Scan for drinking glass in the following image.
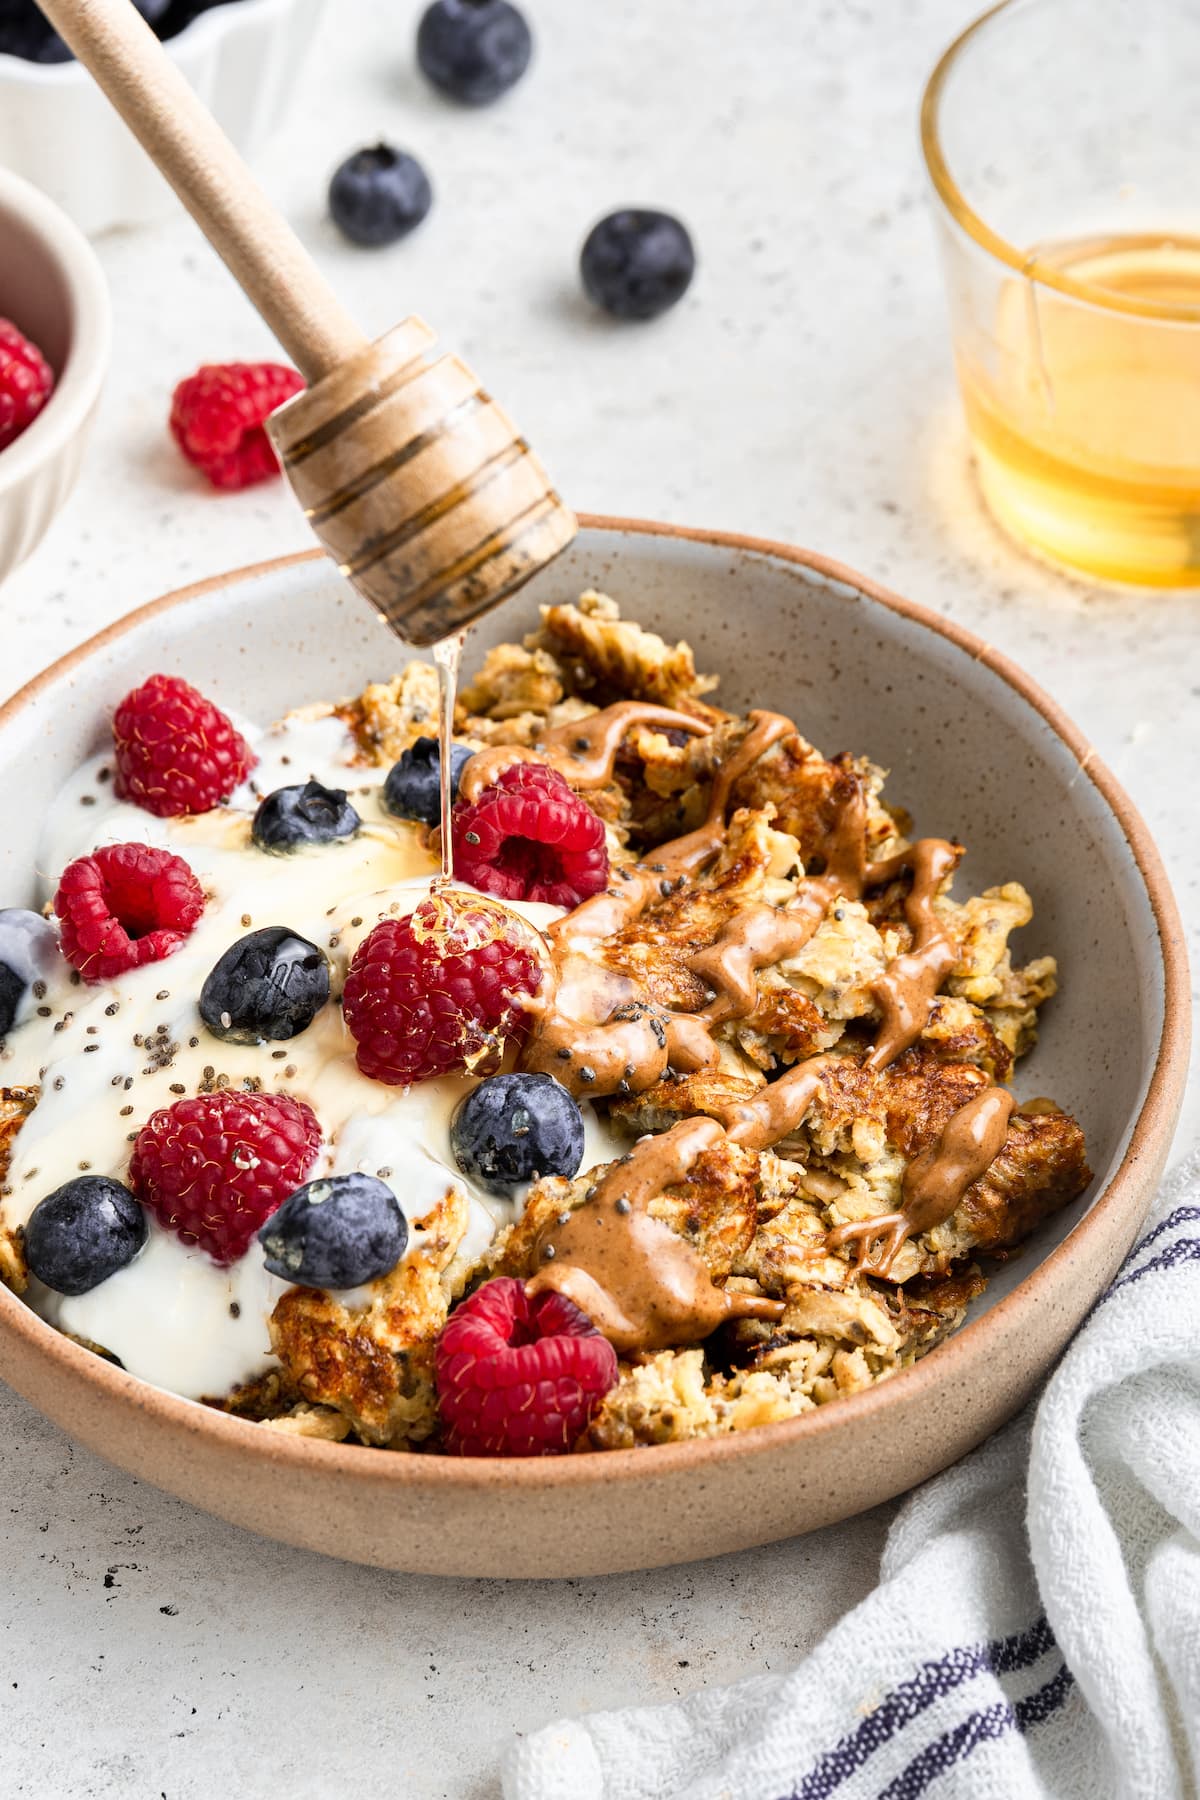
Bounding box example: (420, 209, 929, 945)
(921, 0, 1200, 586)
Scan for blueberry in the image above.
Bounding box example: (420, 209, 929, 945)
(259, 1173, 408, 1288)
(329, 143, 433, 248)
(0, 0, 168, 60)
(383, 735, 473, 828)
(252, 780, 361, 853)
(25, 1176, 146, 1296)
(200, 928, 330, 1044)
(0, 908, 60, 1037)
(451, 1072, 585, 1194)
(580, 210, 696, 321)
(416, 0, 531, 105)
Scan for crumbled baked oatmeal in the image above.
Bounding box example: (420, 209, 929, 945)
(0, 593, 1090, 1457)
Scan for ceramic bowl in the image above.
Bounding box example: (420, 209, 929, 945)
(0, 523, 1187, 1577)
(0, 0, 329, 236)
(0, 167, 110, 584)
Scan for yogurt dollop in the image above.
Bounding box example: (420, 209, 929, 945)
(2, 707, 621, 1401)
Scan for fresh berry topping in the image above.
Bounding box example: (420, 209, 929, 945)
(416, 0, 531, 104)
(451, 762, 608, 908)
(200, 927, 331, 1044)
(580, 210, 696, 321)
(252, 780, 360, 853)
(169, 361, 304, 490)
(383, 734, 473, 828)
(0, 909, 60, 1036)
(129, 1091, 321, 1265)
(0, 317, 54, 451)
(436, 1276, 617, 1456)
(259, 1173, 408, 1288)
(451, 1072, 585, 1194)
(54, 844, 204, 984)
(329, 143, 433, 247)
(112, 673, 256, 817)
(342, 892, 543, 1086)
(24, 1176, 147, 1296)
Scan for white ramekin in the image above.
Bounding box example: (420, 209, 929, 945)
(0, 167, 111, 584)
(0, 0, 329, 237)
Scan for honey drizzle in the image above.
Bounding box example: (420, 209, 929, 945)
(515, 703, 1013, 1341)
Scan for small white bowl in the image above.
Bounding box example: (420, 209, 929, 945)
(0, 168, 110, 584)
(0, 0, 329, 236)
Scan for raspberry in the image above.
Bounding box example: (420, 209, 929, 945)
(436, 1277, 618, 1456)
(129, 1090, 321, 1266)
(113, 673, 256, 817)
(0, 318, 54, 453)
(169, 361, 304, 490)
(451, 762, 609, 909)
(342, 892, 543, 1087)
(54, 843, 205, 984)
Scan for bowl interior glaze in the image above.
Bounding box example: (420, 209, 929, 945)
(0, 523, 1184, 1575)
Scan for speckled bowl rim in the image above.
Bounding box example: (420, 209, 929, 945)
(0, 518, 1189, 1498)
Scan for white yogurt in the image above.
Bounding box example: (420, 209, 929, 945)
(2, 708, 623, 1402)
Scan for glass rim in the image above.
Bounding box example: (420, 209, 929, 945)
(920, 0, 1200, 324)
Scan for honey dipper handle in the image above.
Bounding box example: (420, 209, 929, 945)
(36, 0, 366, 380)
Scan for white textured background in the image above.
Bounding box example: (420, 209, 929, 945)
(1, 2, 1196, 1795)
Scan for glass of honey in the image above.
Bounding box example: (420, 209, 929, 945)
(921, 0, 1200, 587)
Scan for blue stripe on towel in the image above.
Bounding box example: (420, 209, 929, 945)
(1100, 1234, 1200, 1305)
(875, 1663, 1074, 1800)
(778, 1617, 1056, 1800)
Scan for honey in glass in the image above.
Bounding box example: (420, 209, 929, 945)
(956, 232, 1200, 586)
(922, 0, 1200, 588)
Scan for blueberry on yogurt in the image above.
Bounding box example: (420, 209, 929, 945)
(200, 927, 331, 1044)
(24, 1176, 147, 1296)
(252, 780, 360, 853)
(383, 735, 473, 828)
(0, 908, 60, 1036)
(259, 1173, 408, 1288)
(451, 1072, 585, 1193)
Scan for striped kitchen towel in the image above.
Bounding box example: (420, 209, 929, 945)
(501, 1151, 1200, 1800)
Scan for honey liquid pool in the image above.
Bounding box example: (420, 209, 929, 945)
(955, 231, 1200, 586)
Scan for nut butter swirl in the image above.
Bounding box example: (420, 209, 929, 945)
(526, 1118, 786, 1352)
(826, 1086, 1016, 1276)
(458, 700, 712, 805)
(502, 700, 1016, 1341)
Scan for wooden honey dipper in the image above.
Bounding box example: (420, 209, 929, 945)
(37, 0, 577, 647)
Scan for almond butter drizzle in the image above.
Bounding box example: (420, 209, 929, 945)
(826, 1086, 1015, 1276)
(526, 1117, 787, 1350)
(507, 701, 1016, 1345)
(458, 700, 711, 806)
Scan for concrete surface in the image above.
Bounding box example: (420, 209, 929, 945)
(0, 1, 1195, 1795)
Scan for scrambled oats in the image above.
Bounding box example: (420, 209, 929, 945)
(0, 592, 1091, 1453)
